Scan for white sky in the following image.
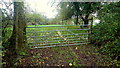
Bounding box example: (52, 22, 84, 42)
(93, 19, 100, 25)
(25, 0, 58, 18)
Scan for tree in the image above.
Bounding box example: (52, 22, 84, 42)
(57, 2, 75, 21)
(25, 12, 46, 25)
(57, 2, 101, 25)
(3, 1, 27, 67)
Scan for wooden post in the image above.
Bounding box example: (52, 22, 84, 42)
(89, 17, 93, 44)
(88, 17, 93, 44)
(90, 17, 93, 43)
(91, 17, 93, 34)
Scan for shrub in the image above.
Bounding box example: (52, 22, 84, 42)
(90, 2, 120, 63)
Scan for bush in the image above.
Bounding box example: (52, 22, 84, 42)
(91, 2, 120, 63)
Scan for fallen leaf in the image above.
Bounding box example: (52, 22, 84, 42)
(69, 63, 72, 66)
(75, 47, 78, 50)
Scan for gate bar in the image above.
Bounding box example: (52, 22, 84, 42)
(29, 42, 90, 49)
(26, 24, 90, 28)
(26, 29, 90, 33)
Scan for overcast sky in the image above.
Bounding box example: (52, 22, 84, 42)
(25, 0, 58, 18)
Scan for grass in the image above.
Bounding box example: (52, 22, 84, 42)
(26, 25, 89, 48)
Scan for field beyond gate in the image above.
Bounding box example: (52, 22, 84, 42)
(26, 25, 91, 48)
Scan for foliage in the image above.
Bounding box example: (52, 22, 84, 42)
(57, 2, 101, 25)
(1, 0, 13, 45)
(47, 18, 60, 24)
(91, 2, 120, 64)
(25, 12, 47, 25)
(47, 18, 74, 25)
(57, 2, 75, 20)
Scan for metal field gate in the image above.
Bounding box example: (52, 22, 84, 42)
(26, 25, 91, 48)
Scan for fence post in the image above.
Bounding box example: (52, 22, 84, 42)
(88, 17, 93, 44)
(90, 17, 93, 44)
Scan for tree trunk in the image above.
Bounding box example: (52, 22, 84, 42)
(14, 2, 26, 51)
(76, 15, 79, 25)
(3, 2, 26, 67)
(74, 15, 79, 25)
(84, 19, 89, 27)
(81, 14, 90, 27)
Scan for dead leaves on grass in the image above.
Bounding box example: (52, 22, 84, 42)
(19, 45, 114, 66)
